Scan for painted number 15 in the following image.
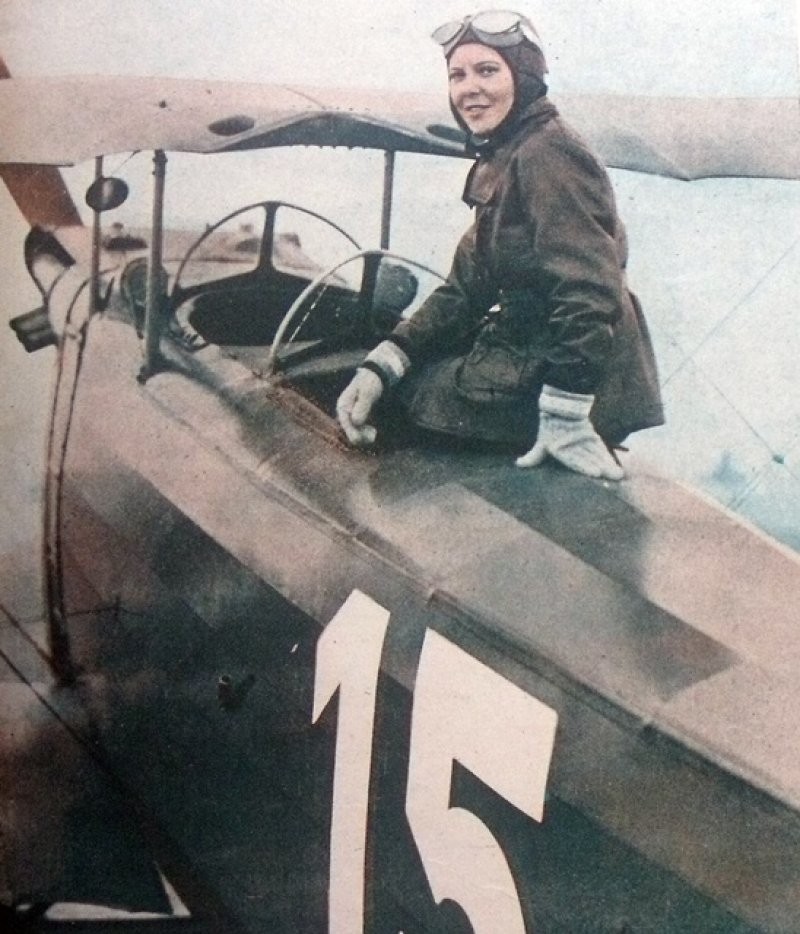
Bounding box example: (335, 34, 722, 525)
(312, 590, 558, 934)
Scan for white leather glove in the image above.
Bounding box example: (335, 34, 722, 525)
(336, 369, 382, 446)
(336, 340, 410, 447)
(516, 385, 624, 480)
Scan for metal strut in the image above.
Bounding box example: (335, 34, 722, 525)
(138, 149, 168, 382)
(381, 150, 395, 250)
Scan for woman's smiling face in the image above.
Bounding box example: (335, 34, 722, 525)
(447, 43, 515, 135)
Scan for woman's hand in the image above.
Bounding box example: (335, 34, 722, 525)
(336, 369, 382, 446)
(516, 385, 624, 480)
(336, 340, 411, 447)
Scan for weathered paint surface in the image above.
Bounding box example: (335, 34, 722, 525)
(41, 302, 800, 931)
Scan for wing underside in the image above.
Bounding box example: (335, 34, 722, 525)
(0, 74, 798, 180)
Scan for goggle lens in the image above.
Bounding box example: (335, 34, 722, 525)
(430, 19, 468, 47)
(472, 10, 530, 35)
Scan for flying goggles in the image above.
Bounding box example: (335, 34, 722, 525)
(432, 10, 542, 57)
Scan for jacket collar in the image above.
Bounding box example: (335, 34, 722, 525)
(462, 97, 559, 207)
(465, 96, 558, 157)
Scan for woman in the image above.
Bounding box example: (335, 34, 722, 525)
(337, 10, 663, 480)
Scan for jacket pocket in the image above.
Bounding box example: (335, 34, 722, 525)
(454, 292, 549, 401)
(454, 337, 546, 401)
(455, 347, 514, 400)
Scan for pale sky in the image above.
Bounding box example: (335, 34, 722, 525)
(1, 0, 798, 96)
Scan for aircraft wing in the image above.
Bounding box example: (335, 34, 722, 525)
(0, 74, 798, 180)
(0, 58, 82, 225)
(555, 93, 800, 181)
(0, 75, 466, 164)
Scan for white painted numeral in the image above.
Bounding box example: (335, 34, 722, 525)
(406, 629, 558, 933)
(314, 594, 558, 933)
(312, 590, 390, 934)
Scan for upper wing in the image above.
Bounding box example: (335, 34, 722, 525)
(556, 93, 800, 181)
(0, 74, 797, 181)
(0, 58, 82, 225)
(0, 75, 466, 165)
